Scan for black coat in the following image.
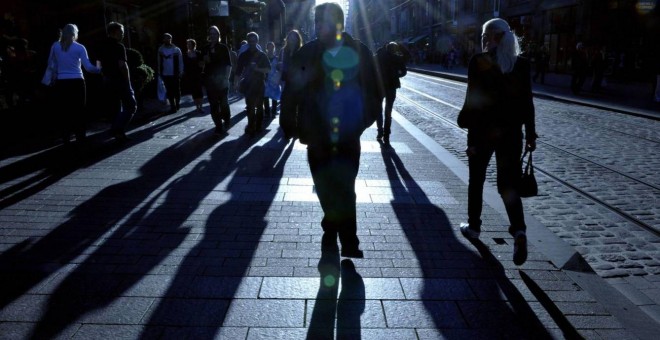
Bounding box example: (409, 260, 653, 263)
(375, 45, 407, 96)
(280, 33, 380, 146)
(457, 51, 536, 141)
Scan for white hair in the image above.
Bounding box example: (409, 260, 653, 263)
(482, 18, 520, 73)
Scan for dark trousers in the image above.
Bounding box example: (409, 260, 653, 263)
(162, 75, 181, 110)
(376, 88, 396, 136)
(104, 78, 137, 134)
(54, 78, 87, 141)
(245, 93, 264, 133)
(467, 127, 526, 235)
(208, 86, 230, 128)
(571, 71, 587, 94)
(307, 142, 361, 248)
(533, 64, 547, 84)
(263, 97, 278, 116)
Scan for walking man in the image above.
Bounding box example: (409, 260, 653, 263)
(158, 33, 184, 113)
(234, 32, 270, 136)
(98, 21, 137, 144)
(570, 42, 589, 95)
(280, 2, 380, 258)
(201, 26, 232, 134)
(375, 41, 407, 145)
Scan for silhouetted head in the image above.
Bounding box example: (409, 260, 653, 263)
(314, 2, 344, 47)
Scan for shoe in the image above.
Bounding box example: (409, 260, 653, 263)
(113, 131, 130, 144)
(224, 120, 231, 130)
(459, 223, 480, 239)
(214, 127, 224, 136)
(341, 247, 364, 259)
(321, 232, 339, 252)
(513, 231, 528, 265)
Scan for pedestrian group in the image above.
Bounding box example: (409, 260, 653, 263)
(39, 3, 537, 265)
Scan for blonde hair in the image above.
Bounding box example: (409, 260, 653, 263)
(60, 23, 78, 52)
(482, 18, 520, 73)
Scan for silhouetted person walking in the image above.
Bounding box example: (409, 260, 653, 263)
(98, 21, 136, 144)
(183, 38, 204, 113)
(201, 25, 232, 134)
(234, 31, 270, 136)
(157, 33, 184, 113)
(570, 42, 588, 95)
(532, 45, 548, 84)
(48, 23, 101, 146)
(280, 2, 380, 258)
(375, 41, 407, 145)
(457, 18, 537, 266)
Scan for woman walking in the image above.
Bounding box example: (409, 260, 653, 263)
(184, 38, 204, 113)
(457, 18, 537, 265)
(47, 23, 101, 145)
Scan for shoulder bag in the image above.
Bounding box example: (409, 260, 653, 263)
(518, 150, 538, 197)
(41, 45, 57, 86)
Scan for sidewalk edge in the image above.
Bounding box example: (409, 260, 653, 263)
(392, 110, 660, 339)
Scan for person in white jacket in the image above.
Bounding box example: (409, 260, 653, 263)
(47, 23, 101, 145)
(157, 33, 184, 113)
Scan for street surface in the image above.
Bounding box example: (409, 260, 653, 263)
(397, 72, 660, 279)
(0, 70, 658, 339)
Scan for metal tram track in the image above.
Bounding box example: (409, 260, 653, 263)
(532, 109, 660, 145)
(396, 92, 660, 238)
(411, 71, 660, 143)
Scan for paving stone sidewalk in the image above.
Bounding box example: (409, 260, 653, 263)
(0, 98, 657, 339)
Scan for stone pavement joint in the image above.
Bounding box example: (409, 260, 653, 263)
(0, 87, 658, 339)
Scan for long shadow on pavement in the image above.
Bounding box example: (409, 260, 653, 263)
(0, 129, 222, 338)
(0, 102, 246, 210)
(380, 145, 553, 339)
(138, 131, 294, 338)
(306, 256, 365, 339)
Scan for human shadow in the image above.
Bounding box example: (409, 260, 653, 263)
(0, 106, 247, 210)
(25, 129, 243, 339)
(0, 130, 221, 310)
(0, 130, 222, 339)
(307, 251, 341, 339)
(380, 146, 553, 339)
(139, 131, 294, 338)
(306, 257, 365, 340)
(336, 259, 365, 339)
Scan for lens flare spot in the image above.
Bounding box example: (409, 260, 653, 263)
(335, 25, 342, 41)
(331, 69, 344, 82)
(323, 274, 336, 287)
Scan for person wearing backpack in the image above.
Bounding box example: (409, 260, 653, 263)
(374, 41, 407, 145)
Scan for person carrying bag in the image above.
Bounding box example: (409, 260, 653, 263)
(457, 18, 538, 266)
(518, 150, 538, 198)
(41, 44, 58, 86)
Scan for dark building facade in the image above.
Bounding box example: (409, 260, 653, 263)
(348, 0, 659, 80)
(4, 1, 656, 81)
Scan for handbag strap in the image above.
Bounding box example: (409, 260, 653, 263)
(521, 150, 534, 175)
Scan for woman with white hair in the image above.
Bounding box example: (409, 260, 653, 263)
(47, 23, 101, 145)
(456, 18, 537, 265)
